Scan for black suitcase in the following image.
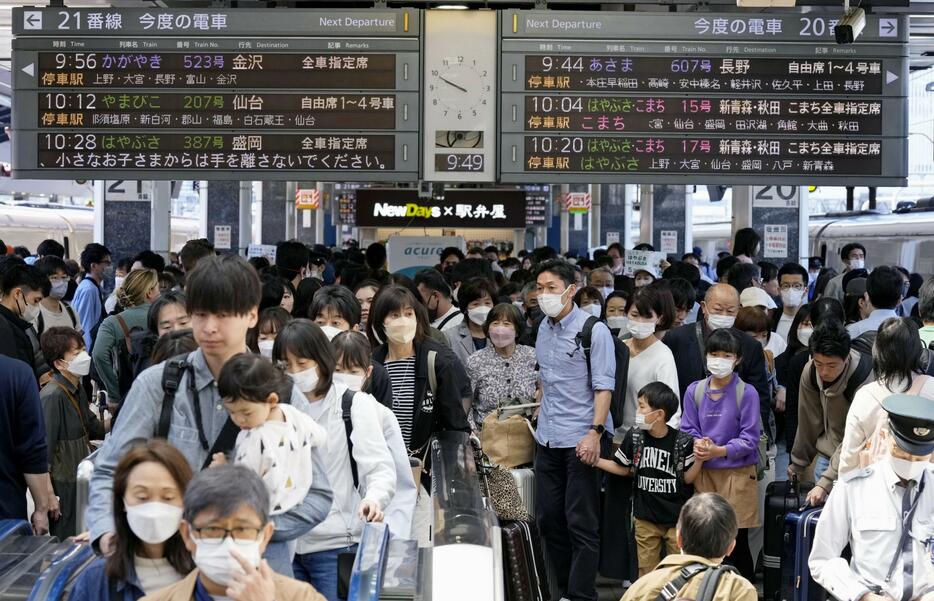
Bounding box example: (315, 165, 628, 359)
(501, 520, 548, 601)
(763, 480, 813, 601)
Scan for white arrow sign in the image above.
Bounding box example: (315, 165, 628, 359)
(21, 63, 34, 77)
(886, 71, 899, 85)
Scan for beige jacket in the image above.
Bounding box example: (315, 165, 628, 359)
(838, 375, 934, 475)
(139, 569, 326, 601)
(621, 554, 757, 601)
(790, 349, 874, 492)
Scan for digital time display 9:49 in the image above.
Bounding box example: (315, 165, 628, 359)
(435, 152, 484, 172)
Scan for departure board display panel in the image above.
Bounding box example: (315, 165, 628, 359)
(12, 8, 420, 181)
(500, 11, 909, 185)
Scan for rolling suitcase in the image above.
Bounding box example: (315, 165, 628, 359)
(511, 469, 535, 518)
(763, 480, 814, 601)
(781, 507, 826, 601)
(500, 519, 548, 601)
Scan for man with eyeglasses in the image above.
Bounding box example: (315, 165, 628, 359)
(775, 263, 810, 343)
(144, 464, 326, 601)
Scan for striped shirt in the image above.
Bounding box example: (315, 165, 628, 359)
(384, 356, 417, 446)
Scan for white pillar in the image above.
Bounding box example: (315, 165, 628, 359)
(623, 184, 637, 249)
(798, 187, 810, 266)
(732, 185, 753, 239)
(588, 183, 599, 253)
(639, 184, 653, 246)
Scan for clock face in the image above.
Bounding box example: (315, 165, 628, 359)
(428, 57, 492, 121)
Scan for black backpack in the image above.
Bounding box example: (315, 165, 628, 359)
(808, 349, 873, 403)
(157, 354, 239, 470)
(577, 316, 629, 429)
(113, 315, 144, 401)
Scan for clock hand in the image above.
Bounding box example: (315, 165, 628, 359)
(439, 76, 468, 93)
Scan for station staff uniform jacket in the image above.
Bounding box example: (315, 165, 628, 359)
(809, 462, 934, 601)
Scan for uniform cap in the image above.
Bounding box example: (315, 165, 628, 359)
(882, 393, 934, 456)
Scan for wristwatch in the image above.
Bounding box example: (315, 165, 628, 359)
(590, 424, 606, 435)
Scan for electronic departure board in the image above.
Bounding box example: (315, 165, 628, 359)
(499, 11, 909, 186)
(12, 8, 420, 181)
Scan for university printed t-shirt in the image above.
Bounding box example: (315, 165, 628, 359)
(615, 427, 695, 525)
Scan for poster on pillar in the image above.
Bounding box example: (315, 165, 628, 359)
(386, 236, 465, 277)
(214, 225, 232, 250)
(660, 230, 678, 255)
(650, 185, 688, 258)
(763, 225, 789, 259)
(750, 185, 801, 264)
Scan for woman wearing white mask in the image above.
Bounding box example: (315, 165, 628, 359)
(272, 319, 396, 601)
(34, 256, 82, 336)
(464, 303, 538, 432)
(39, 327, 106, 539)
(604, 291, 630, 337)
(368, 285, 471, 545)
(444, 277, 498, 367)
(331, 330, 416, 540)
(573, 286, 606, 322)
(70, 440, 193, 601)
(680, 328, 761, 581)
(249, 307, 293, 359)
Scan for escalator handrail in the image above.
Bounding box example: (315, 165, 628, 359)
(26, 543, 94, 601)
(0, 520, 32, 543)
(347, 522, 390, 601)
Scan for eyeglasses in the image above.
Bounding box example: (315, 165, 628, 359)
(192, 526, 262, 545)
(780, 283, 806, 291)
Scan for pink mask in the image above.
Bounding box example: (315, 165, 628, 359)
(489, 326, 516, 349)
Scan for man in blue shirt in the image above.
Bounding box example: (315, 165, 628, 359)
(71, 243, 112, 350)
(534, 259, 615, 601)
(846, 265, 902, 339)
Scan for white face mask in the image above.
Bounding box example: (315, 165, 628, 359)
(627, 319, 657, 340)
(781, 289, 805, 308)
(319, 325, 342, 341)
(706, 356, 735, 379)
(849, 258, 865, 270)
(583, 304, 602, 318)
(257, 339, 275, 359)
(538, 286, 570, 318)
(289, 366, 319, 393)
(333, 371, 364, 392)
(706, 313, 736, 331)
(889, 455, 928, 482)
(66, 350, 92, 377)
(467, 305, 492, 326)
(634, 412, 658, 431)
(512, 300, 525, 311)
(17, 292, 40, 323)
(797, 327, 814, 347)
(384, 315, 417, 345)
(193, 536, 262, 588)
(599, 287, 615, 300)
(126, 502, 183, 544)
(607, 316, 629, 331)
(50, 280, 69, 300)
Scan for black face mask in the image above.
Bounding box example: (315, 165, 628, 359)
(426, 294, 440, 322)
(527, 307, 544, 323)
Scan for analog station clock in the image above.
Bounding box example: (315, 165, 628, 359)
(423, 10, 497, 182)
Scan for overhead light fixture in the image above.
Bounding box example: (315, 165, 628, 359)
(835, 0, 866, 44)
(436, 4, 469, 9)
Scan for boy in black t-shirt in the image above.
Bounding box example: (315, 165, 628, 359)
(594, 382, 703, 577)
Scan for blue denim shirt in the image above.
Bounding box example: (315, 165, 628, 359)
(86, 349, 333, 574)
(68, 558, 144, 601)
(534, 304, 616, 448)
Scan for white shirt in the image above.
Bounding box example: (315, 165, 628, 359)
(776, 312, 795, 343)
(847, 309, 900, 339)
(233, 403, 326, 515)
(33, 301, 82, 334)
(134, 556, 184, 595)
(618, 338, 680, 438)
(373, 402, 417, 540)
(810, 462, 934, 601)
(765, 332, 787, 357)
(431, 305, 463, 332)
(296, 383, 396, 555)
(838, 377, 934, 476)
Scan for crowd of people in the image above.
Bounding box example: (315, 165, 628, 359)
(0, 228, 933, 601)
